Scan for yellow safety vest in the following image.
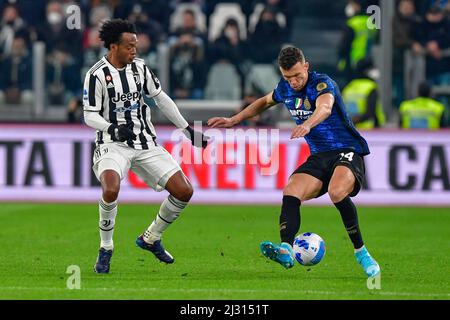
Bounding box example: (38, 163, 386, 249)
(338, 15, 378, 71)
(342, 78, 386, 129)
(399, 97, 445, 129)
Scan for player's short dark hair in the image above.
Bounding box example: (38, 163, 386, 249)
(99, 19, 137, 49)
(427, 4, 443, 15)
(183, 8, 195, 17)
(418, 82, 431, 97)
(278, 46, 305, 70)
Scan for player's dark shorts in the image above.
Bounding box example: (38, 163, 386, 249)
(292, 149, 366, 198)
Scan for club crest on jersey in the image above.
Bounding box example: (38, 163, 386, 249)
(112, 91, 141, 103)
(295, 98, 302, 109)
(304, 99, 311, 110)
(133, 73, 141, 85)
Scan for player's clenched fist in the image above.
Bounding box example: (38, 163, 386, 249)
(183, 126, 210, 148)
(108, 122, 137, 142)
(207, 117, 236, 128)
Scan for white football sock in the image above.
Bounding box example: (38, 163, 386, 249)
(99, 198, 117, 250)
(143, 195, 188, 244)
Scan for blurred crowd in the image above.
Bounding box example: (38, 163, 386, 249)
(0, 0, 449, 129)
(340, 0, 450, 129)
(393, 0, 450, 106)
(0, 0, 296, 106)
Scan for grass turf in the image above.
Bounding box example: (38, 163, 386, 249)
(0, 203, 449, 300)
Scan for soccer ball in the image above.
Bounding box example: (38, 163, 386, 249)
(293, 232, 326, 266)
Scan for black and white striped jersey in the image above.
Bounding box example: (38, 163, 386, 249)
(83, 56, 161, 149)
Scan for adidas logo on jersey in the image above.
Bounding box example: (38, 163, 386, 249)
(112, 91, 141, 103)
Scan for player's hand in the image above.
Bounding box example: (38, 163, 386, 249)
(108, 123, 137, 142)
(291, 124, 311, 139)
(118, 122, 137, 141)
(207, 117, 236, 128)
(183, 126, 210, 148)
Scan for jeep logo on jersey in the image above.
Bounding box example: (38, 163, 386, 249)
(112, 91, 141, 103)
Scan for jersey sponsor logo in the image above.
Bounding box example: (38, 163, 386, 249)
(316, 82, 328, 91)
(289, 109, 313, 120)
(111, 91, 141, 103)
(114, 102, 140, 113)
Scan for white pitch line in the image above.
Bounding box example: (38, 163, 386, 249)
(0, 286, 449, 298)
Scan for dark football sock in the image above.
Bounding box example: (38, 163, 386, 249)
(279, 196, 301, 245)
(334, 197, 364, 249)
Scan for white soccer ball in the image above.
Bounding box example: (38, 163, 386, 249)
(293, 232, 326, 266)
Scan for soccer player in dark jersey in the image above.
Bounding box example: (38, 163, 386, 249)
(208, 46, 380, 277)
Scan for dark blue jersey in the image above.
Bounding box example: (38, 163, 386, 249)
(273, 71, 370, 156)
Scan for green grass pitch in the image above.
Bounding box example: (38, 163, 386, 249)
(0, 203, 449, 300)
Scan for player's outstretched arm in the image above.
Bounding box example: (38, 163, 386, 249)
(153, 91, 189, 129)
(153, 90, 209, 148)
(291, 93, 334, 139)
(207, 92, 277, 128)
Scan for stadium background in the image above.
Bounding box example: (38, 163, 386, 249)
(0, 0, 449, 301)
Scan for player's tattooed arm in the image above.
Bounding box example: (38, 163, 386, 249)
(291, 93, 334, 139)
(207, 92, 276, 128)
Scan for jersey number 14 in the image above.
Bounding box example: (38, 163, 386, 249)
(339, 152, 354, 162)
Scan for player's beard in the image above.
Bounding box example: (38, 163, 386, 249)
(122, 56, 132, 65)
(118, 52, 134, 66)
(290, 77, 307, 91)
(294, 74, 308, 91)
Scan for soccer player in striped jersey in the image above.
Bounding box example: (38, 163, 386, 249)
(83, 19, 208, 274)
(208, 47, 380, 278)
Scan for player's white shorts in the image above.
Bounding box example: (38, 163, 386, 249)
(92, 143, 182, 191)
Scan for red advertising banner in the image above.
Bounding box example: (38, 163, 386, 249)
(0, 124, 449, 206)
